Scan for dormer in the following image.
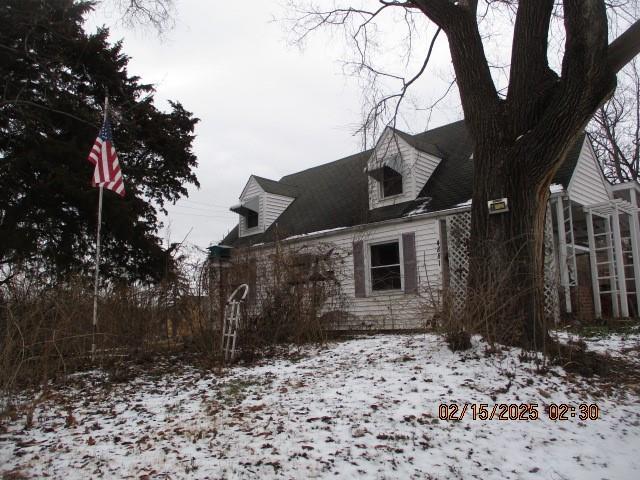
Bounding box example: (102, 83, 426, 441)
(231, 175, 297, 237)
(366, 127, 442, 210)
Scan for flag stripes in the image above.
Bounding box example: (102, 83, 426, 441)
(87, 117, 125, 197)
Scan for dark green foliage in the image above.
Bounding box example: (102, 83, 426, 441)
(0, 0, 199, 282)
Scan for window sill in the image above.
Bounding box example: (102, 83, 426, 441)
(379, 193, 404, 201)
(367, 288, 404, 297)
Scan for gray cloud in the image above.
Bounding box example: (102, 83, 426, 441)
(87, 0, 459, 251)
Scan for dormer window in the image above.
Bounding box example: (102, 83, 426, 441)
(230, 195, 260, 233)
(232, 175, 297, 238)
(367, 152, 404, 201)
(246, 209, 258, 228)
(381, 167, 403, 197)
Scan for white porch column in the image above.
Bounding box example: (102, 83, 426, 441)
(603, 216, 620, 317)
(611, 205, 629, 317)
(586, 210, 602, 319)
(554, 196, 572, 313)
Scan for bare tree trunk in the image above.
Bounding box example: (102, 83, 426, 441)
(467, 140, 550, 349)
(288, 0, 640, 350)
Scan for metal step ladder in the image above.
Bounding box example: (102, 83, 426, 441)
(620, 232, 636, 311)
(221, 284, 249, 363)
(584, 199, 639, 319)
(555, 195, 578, 313)
(592, 216, 620, 317)
(561, 197, 578, 288)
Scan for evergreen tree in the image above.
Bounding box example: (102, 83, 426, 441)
(0, 0, 199, 282)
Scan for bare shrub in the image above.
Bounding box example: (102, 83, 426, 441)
(421, 234, 550, 352)
(0, 250, 216, 407)
(216, 240, 350, 359)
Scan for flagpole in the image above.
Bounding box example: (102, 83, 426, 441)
(91, 96, 108, 361)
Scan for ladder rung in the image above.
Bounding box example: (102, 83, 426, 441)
(596, 261, 613, 266)
(599, 290, 618, 294)
(597, 275, 617, 279)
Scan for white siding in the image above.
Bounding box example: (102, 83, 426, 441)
(237, 176, 296, 237)
(368, 130, 418, 209)
(264, 193, 295, 231)
(250, 216, 442, 330)
(567, 139, 611, 206)
(414, 150, 441, 193)
(238, 177, 264, 237)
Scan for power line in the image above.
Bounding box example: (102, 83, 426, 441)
(178, 198, 232, 209)
(164, 210, 235, 219)
(169, 203, 222, 213)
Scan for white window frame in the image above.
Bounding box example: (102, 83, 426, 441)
(366, 236, 404, 295)
(240, 195, 262, 236)
(378, 168, 404, 200)
(245, 209, 259, 229)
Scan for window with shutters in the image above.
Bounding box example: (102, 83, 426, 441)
(370, 241, 402, 291)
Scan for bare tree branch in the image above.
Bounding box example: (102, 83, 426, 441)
(589, 58, 640, 182)
(101, 0, 176, 34)
(355, 26, 443, 140)
(607, 18, 640, 74)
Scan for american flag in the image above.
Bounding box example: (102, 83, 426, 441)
(87, 117, 125, 197)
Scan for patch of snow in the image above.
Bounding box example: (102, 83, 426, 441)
(403, 199, 432, 217)
(553, 329, 640, 366)
(284, 226, 350, 241)
(550, 183, 565, 194)
(2, 333, 639, 479)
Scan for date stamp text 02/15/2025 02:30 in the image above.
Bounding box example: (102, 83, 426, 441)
(438, 403, 601, 421)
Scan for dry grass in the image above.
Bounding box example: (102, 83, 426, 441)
(0, 259, 215, 409)
(0, 240, 351, 405)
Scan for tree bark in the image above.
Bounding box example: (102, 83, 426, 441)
(422, 1, 640, 350)
(467, 136, 555, 349)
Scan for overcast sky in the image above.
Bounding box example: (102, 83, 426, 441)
(87, 1, 463, 251)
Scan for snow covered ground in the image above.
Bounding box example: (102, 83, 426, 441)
(2, 333, 639, 479)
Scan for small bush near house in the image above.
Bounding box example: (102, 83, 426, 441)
(422, 235, 545, 352)
(218, 241, 350, 358)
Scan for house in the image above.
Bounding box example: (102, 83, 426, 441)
(219, 120, 640, 329)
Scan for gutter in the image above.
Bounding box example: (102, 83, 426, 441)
(239, 203, 473, 251)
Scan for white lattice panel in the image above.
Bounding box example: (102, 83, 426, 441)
(543, 205, 560, 323)
(444, 206, 560, 323)
(445, 212, 471, 314)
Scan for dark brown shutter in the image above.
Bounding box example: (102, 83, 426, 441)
(402, 232, 417, 294)
(353, 240, 366, 298)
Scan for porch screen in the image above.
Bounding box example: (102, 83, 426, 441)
(370, 242, 401, 291)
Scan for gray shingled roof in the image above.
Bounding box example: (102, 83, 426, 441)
(221, 121, 587, 247)
(252, 175, 299, 198)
